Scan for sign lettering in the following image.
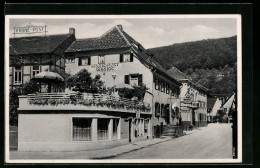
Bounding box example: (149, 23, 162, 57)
(13, 23, 47, 36)
(136, 111, 140, 118)
(91, 63, 119, 72)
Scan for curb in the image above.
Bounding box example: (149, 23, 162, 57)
(91, 137, 174, 159)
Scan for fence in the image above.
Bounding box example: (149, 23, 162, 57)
(9, 126, 18, 150)
(26, 93, 151, 112)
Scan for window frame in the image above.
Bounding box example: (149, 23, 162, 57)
(155, 76, 159, 90)
(14, 66, 22, 84)
(72, 117, 92, 142)
(32, 65, 40, 77)
(98, 55, 105, 64)
(79, 56, 90, 66)
(66, 54, 75, 63)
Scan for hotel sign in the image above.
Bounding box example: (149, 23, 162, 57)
(91, 63, 119, 72)
(136, 111, 141, 118)
(13, 23, 47, 37)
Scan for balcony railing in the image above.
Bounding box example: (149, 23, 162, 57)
(18, 92, 151, 113)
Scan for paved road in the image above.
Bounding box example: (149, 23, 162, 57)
(112, 123, 233, 159)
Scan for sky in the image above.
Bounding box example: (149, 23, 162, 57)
(8, 16, 238, 49)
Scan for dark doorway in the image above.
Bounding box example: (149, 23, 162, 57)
(129, 119, 132, 142)
(166, 104, 170, 125)
(192, 110, 196, 126)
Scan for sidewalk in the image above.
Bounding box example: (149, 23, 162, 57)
(10, 137, 174, 160)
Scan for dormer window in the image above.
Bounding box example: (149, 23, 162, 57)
(120, 53, 133, 63)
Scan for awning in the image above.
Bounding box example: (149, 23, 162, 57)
(32, 71, 64, 82)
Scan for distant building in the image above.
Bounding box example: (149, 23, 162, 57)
(9, 28, 76, 91)
(167, 67, 208, 128)
(221, 93, 236, 122)
(207, 97, 222, 122)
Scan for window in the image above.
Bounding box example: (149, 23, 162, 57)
(125, 74, 143, 86)
(120, 53, 133, 63)
(14, 67, 22, 84)
(73, 118, 92, 141)
(66, 54, 75, 63)
(144, 120, 149, 133)
(113, 118, 119, 140)
(98, 55, 105, 64)
(155, 102, 160, 117)
(161, 80, 165, 92)
(32, 66, 40, 77)
(155, 76, 159, 90)
(78, 56, 91, 66)
(130, 75, 138, 86)
(98, 118, 109, 140)
(166, 82, 169, 94)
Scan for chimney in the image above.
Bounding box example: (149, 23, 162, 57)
(117, 25, 123, 31)
(69, 28, 75, 35)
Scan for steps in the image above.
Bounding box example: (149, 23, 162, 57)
(161, 125, 184, 137)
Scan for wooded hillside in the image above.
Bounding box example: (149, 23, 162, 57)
(147, 36, 237, 94)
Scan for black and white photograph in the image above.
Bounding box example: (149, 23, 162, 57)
(5, 14, 242, 163)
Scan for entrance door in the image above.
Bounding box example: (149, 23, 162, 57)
(129, 119, 132, 142)
(192, 110, 196, 125)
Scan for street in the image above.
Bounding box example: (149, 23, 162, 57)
(9, 123, 232, 160)
(111, 123, 232, 159)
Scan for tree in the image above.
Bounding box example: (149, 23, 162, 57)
(117, 83, 148, 100)
(213, 109, 226, 123)
(65, 69, 104, 93)
(9, 89, 20, 126)
(23, 80, 40, 94)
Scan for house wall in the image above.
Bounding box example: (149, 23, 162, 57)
(211, 98, 222, 116)
(18, 112, 151, 151)
(65, 52, 153, 90)
(180, 81, 207, 127)
(9, 64, 50, 89)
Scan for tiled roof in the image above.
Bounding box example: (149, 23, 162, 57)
(66, 26, 131, 52)
(167, 67, 189, 80)
(167, 66, 208, 91)
(10, 34, 72, 55)
(207, 97, 218, 109)
(9, 45, 19, 56)
(66, 25, 181, 86)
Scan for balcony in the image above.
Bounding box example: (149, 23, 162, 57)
(18, 92, 152, 114)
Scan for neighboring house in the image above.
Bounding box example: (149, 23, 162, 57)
(17, 25, 181, 151)
(167, 67, 208, 128)
(221, 93, 236, 122)
(9, 28, 76, 91)
(207, 97, 222, 122)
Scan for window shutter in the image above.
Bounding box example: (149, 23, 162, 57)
(78, 58, 82, 66)
(88, 56, 91, 65)
(120, 54, 123, 63)
(124, 75, 129, 84)
(130, 53, 134, 62)
(138, 74, 143, 86)
(161, 104, 164, 117)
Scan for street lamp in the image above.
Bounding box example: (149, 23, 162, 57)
(112, 73, 117, 94)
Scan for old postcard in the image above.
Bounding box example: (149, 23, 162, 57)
(5, 15, 242, 163)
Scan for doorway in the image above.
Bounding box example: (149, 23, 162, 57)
(129, 119, 132, 142)
(192, 110, 196, 126)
